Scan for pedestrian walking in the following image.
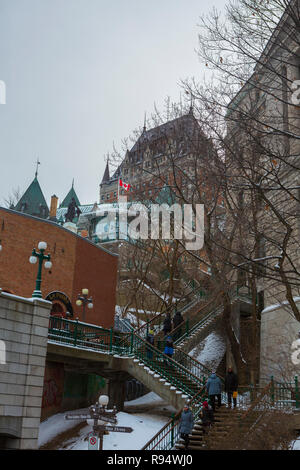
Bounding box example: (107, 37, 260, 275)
(205, 371, 222, 411)
(146, 329, 155, 359)
(201, 401, 214, 434)
(163, 314, 172, 336)
(173, 311, 184, 341)
(179, 403, 194, 450)
(224, 366, 238, 408)
(164, 336, 174, 359)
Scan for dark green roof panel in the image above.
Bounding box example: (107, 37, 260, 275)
(14, 177, 49, 219)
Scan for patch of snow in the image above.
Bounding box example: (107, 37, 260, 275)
(189, 331, 226, 371)
(38, 399, 171, 450)
(38, 408, 88, 447)
(262, 297, 300, 314)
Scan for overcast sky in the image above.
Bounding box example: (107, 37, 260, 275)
(0, 0, 228, 206)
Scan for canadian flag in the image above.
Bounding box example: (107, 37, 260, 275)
(119, 179, 131, 191)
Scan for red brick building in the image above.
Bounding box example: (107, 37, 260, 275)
(0, 207, 118, 328)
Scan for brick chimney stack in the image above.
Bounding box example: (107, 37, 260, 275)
(49, 195, 58, 220)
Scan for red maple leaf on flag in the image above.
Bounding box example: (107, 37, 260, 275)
(119, 179, 131, 191)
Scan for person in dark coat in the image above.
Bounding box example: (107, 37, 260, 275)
(163, 314, 172, 336)
(179, 403, 194, 450)
(201, 401, 214, 434)
(206, 371, 222, 411)
(173, 311, 184, 341)
(225, 366, 238, 408)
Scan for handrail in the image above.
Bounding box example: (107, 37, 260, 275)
(133, 287, 209, 337)
(130, 332, 206, 390)
(142, 385, 208, 450)
(173, 345, 225, 382)
(241, 382, 272, 420)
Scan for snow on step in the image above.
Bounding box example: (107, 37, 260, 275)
(164, 382, 171, 386)
(133, 359, 139, 363)
(154, 374, 160, 378)
(170, 386, 176, 390)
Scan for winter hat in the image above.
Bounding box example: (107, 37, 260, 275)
(202, 401, 209, 409)
(184, 403, 190, 409)
(149, 329, 154, 335)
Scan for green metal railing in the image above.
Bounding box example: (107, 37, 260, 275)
(48, 317, 209, 396)
(270, 376, 300, 409)
(129, 335, 207, 397)
(48, 316, 127, 354)
(142, 386, 208, 450)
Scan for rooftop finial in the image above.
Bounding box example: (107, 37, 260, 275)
(189, 94, 194, 115)
(143, 112, 147, 132)
(35, 158, 40, 179)
(72, 178, 74, 188)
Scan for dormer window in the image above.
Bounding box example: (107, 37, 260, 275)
(21, 202, 27, 212)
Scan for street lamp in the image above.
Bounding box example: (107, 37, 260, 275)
(29, 241, 52, 298)
(76, 288, 93, 322)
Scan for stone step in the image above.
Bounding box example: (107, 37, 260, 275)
(175, 443, 204, 450)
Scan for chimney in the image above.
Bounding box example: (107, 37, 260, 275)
(49, 195, 58, 220)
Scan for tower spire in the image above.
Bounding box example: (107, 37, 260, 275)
(35, 158, 40, 179)
(143, 112, 147, 132)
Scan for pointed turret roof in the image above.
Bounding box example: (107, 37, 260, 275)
(14, 175, 49, 219)
(59, 181, 81, 208)
(101, 161, 110, 184)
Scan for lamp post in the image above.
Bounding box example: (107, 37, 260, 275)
(29, 241, 52, 298)
(76, 288, 93, 322)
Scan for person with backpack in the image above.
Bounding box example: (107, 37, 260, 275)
(205, 371, 222, 411)
(164, 336, 174, 358)
(201, 400, 214, 434)
(224, 366, 238, 408)
(179, 403, 194, 450)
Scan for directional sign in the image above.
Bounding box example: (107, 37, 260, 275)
(65, 413, 117, 424)
(65, 414, 90, 420)
(94, 415, 117, 424)
(95, 425, 133, 433)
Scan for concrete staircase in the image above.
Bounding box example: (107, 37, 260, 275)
(175, 407, 252, 450)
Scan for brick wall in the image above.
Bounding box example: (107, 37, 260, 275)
(0, 208, 118, 328)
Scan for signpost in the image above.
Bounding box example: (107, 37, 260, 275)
(64, 394, 133, 450)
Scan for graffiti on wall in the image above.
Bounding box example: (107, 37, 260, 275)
(42, 379, 60, 408)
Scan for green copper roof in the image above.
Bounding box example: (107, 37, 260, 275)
(59, 184, 81, 208)
(14, 176, 49, 219)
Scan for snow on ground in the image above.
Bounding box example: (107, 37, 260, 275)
(58, 411, 169, 450)
(38, 407, 89, 448)
(38, 392, 173, 450)
(291, 439, 300, 450)
(189, 330, 226, 371)
(125, 391, 164, 407)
